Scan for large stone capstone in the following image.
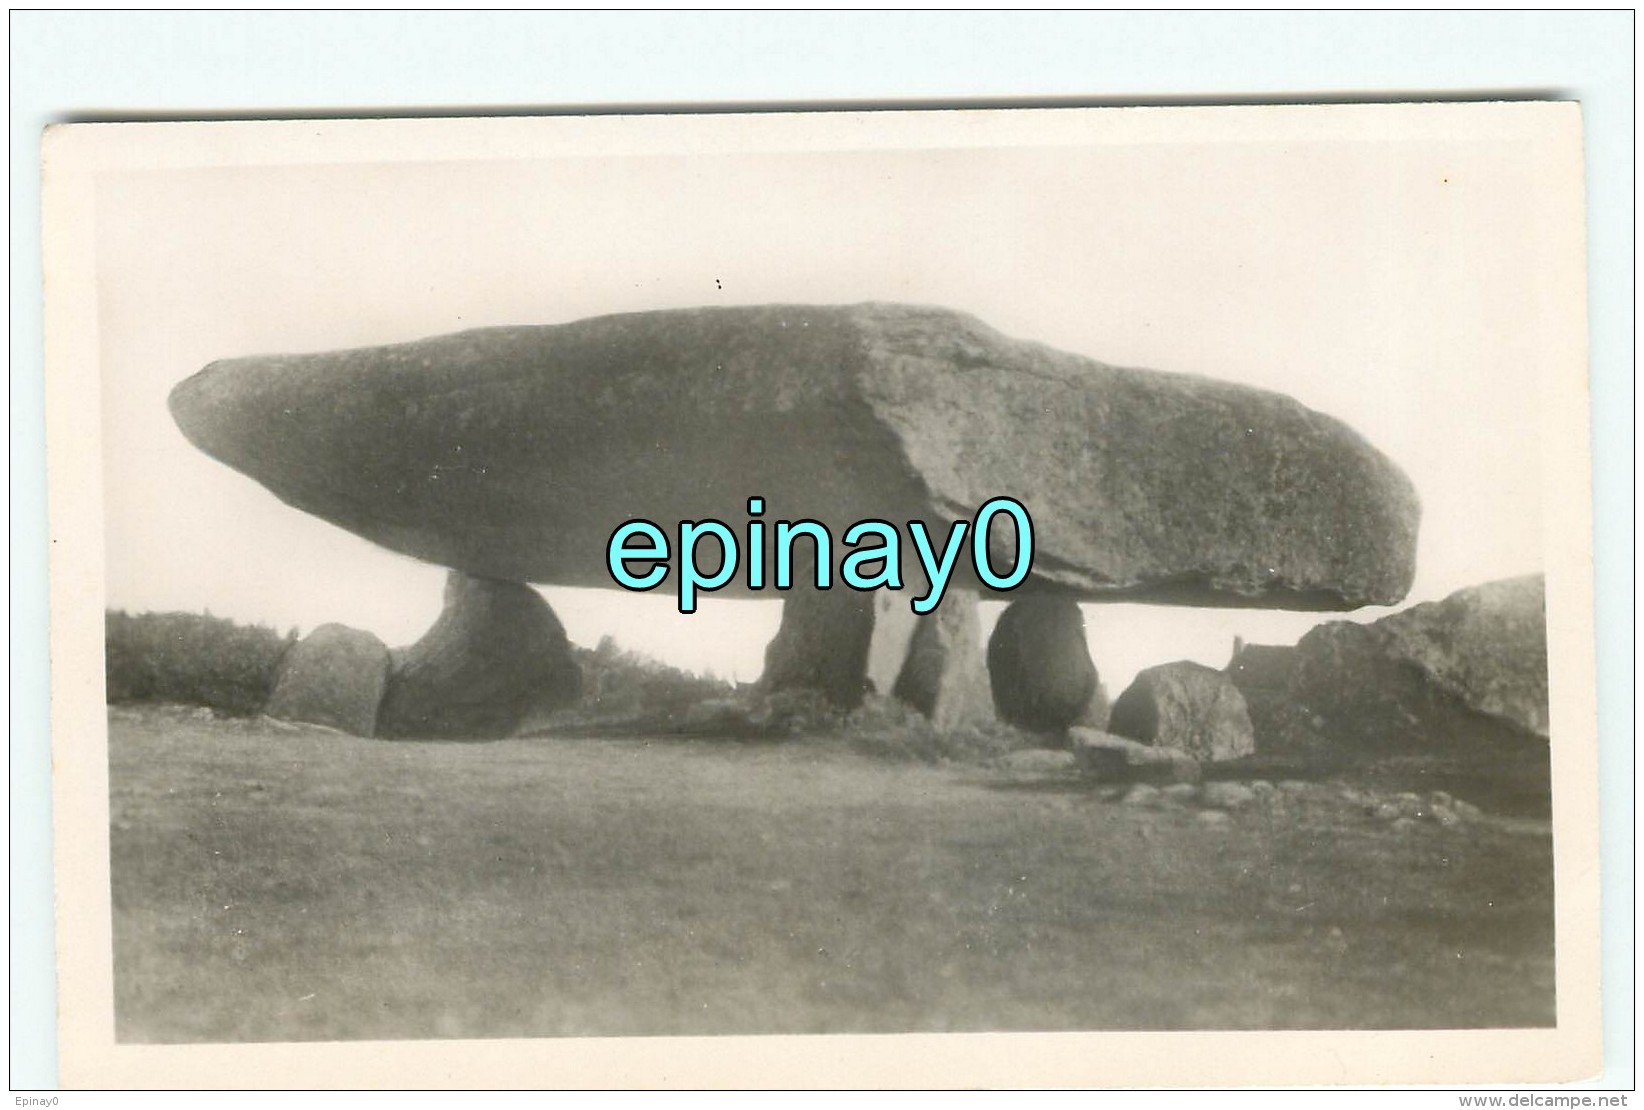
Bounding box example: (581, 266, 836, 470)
(379, 572, 583, 739)
(170, 303, 1418, 609)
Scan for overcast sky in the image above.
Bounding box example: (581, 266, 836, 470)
(91, 106, 1580, 691)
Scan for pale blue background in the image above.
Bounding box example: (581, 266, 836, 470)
(10, 11, 1633, 1090)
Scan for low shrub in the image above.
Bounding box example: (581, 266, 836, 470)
(840, 695, 1036, 764)
(105, 610, 296, 716)
(541, 636, 736, 731)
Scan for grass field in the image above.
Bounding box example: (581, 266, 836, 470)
(108, 705, 1555, 1043)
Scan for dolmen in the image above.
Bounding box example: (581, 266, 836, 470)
(170, 303, 1420, 737)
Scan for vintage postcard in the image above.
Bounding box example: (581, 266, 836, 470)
(41, 104, 1600, 1087)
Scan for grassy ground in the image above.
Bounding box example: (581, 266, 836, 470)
(108, 705, 1555, 1043)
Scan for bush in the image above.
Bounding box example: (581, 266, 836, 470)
(537, 637, 1031, 764)
(548, 635, 735, 729)
(686, 687, 1030, 762)
(679, 687, 845, 740)
(840, 695, 1035, 764)
(105, 610, 296, 716)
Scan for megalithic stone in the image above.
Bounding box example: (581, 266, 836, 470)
(1109, 660, 1257, 763)
(169, 303, 1419, 609)
(759, 589, 877, 708)
(891, 588, 994, 730)
(985, 595, 1100, 733)
(379, 572, 582, 739)
(265, 623, 391, 737)
(760, 588, 995, 727)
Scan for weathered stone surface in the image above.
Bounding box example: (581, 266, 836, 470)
(1226, 641, 1315, 760)
(1109, 661, 1257, 762)
(1070, 727, 1202, 784)
(863, 593, 918, 699)
(1246, 575, 1549, 755)
(760, 590, 876, 708)
(1371, 575, 1548, 738)
(762, 587, 995, 727)
(986, 595, 1099, 732)
(892, 588, 996, 729)
(379, 572, 582, 739)
(171, 304, 1418, 608)
(266, 623, 389, 736)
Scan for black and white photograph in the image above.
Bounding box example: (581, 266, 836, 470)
(41, 103, 1600, 1087)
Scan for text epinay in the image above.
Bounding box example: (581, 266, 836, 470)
(606, 497, 1035, 614)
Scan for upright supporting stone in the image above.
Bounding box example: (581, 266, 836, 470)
(863, 593, 918, 697)
(761, 588, 995, 726)
(379, 572, 583, 739)
(760, 589, 877, 708)
(986, 595, 1100, 733)
(892, 588, 995, 729)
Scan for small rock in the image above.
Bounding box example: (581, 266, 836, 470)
(1071, 728, 1201, 784)
(1427, 804, 1462, 827)
(1109, 661, 1257, 762)
(1196, 810, 1232, 825)
(1373, 802, 1402, 821)
(1122, 784, 1163, 807)
(997, 749, 1080, 775)
(1390, 817, 1419, 834)
(1200, 781, 1258, 810)
(1161, 783, 1199, 803)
